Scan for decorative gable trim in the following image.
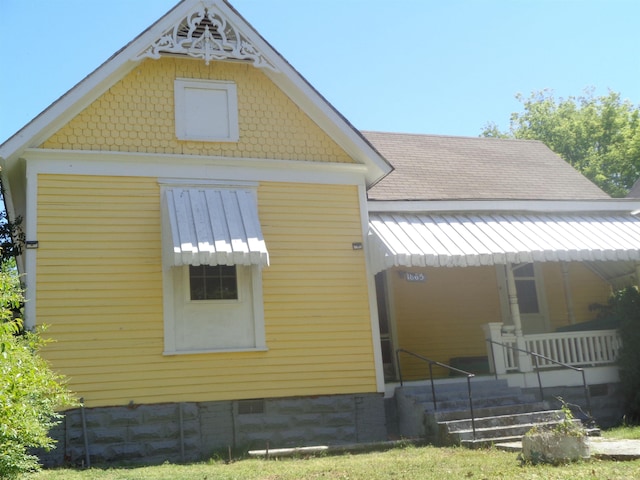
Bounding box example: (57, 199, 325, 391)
(0, 0, 391, 192)
(135, 1, 277, 71)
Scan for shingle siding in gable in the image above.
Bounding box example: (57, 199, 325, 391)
(42, 58, 353, 164)
(363, 132, 610, 201)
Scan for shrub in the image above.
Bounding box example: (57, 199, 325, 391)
(0, 265, 77, 478)
(615, 287, 640, 422)
(595, 286, 640, 423)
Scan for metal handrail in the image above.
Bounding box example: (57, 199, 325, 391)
(486, 339, 592, 417)
(395, 348, 476, 440)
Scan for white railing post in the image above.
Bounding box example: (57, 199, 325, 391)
(483, 323, 507, 374)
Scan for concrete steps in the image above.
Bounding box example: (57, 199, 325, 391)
(395, 378, 598, 447)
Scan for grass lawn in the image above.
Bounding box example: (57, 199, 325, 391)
(23, 432, 640, 480)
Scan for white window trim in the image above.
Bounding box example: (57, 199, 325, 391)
(162, 265, 267, 356)
(174, 78, 239, 142)
(160, 181, 267, 355)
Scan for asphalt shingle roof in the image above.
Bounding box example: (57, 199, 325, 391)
(363, 131, 610, 201)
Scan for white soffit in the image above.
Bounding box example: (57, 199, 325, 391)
(164, 187, 269, 267)
(369, 212, 640, 269)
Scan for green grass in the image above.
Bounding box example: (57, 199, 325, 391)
(603, 424, 640, 440)
(23, 442, 640, 480)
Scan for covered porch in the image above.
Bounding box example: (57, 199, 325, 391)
(368, 204, 640, 385)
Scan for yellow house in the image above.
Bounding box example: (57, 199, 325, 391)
(3, 0, 640, 465)
(0, 0, 392, 465)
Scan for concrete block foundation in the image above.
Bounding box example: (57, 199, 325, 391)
(38, 393, 386, 467)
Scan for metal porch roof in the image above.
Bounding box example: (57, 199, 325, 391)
(368, 212, 640, 272)
(164, 187, 269, 267)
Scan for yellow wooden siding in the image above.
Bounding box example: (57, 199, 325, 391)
(389, 266, 502, 380)
(37, 175, 375, 407)
(390, 262, 614, 380)
(541, 262, 612, 331)
(42, 58, 352, 163)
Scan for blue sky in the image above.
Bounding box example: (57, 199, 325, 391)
(1, 0, 639, 144)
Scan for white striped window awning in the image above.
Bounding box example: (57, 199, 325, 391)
(164, 187, 269, 267)
(368, 212, 640, 271)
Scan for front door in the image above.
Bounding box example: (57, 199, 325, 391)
(498, 263, 550, 334)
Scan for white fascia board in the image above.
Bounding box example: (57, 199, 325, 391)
(262, 68, 391, 187)
(0, 59, 138, 168)
(23, 148, 369, 186)
(0, 0, 186, 165)
(368, 199, 640, 214)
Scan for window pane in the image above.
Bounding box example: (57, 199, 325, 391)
(190, 276, 206, 300)
(515, 279, 539, 314)
(220, 275, 238, 299)
(514, 263, 534, 277)
(190, 265, 238, 300)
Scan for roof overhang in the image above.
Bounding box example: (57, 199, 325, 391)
(368, 201, 640, 278)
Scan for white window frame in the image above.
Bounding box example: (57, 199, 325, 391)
(160, 182, 267, 355)
(174, 78, 239, 142)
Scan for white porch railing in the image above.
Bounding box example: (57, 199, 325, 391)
(483, 323, 621, 374)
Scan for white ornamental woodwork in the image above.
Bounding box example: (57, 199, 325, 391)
(136, 1, 278, 70)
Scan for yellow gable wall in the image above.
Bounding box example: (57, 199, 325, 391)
(36, 174, 376, 407)
(42, 58, 352, 163)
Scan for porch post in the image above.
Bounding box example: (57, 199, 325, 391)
(505, 263, 533, 372)
(636, 263, 640, 288)
(561, 262, 576, 325)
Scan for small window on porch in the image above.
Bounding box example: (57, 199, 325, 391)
(513, 263, 540, 314)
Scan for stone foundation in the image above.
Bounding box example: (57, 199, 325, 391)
(38, 393, 387, 467)
(525, 382, 624, 428)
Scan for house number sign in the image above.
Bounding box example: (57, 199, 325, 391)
(405, 272, 426, 282)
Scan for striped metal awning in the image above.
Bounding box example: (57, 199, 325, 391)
(164, 187, 269, 267)
(368, 212, 640, 272)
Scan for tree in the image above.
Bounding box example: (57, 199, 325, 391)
(592, 287, 640, 423)
(0, 262, 77, 478)
(0, 187, 25, 263)
(482, 89, 640, 197)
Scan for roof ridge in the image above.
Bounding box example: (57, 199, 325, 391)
(361, 130, 544, 144)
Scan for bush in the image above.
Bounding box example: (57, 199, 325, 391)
(615, 287, 640, 423)
(0, 265, 77, 478)
(595, 286, 640, 423)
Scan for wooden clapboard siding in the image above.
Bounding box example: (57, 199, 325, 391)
(390, 266, 502, 380)
(391, 262, 614, 380)
(541, 262, 612, 331)
(36, 175, 376, 406)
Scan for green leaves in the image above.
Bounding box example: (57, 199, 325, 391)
(483, 89, 640, 197)
(0, 266, 77, 478)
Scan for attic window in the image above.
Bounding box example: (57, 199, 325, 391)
(174, 79, 239, 142)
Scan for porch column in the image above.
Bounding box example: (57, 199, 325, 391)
(561, 262, 576, 325)
(636, 263, 640, 288)
(505, 263, 533, 372)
